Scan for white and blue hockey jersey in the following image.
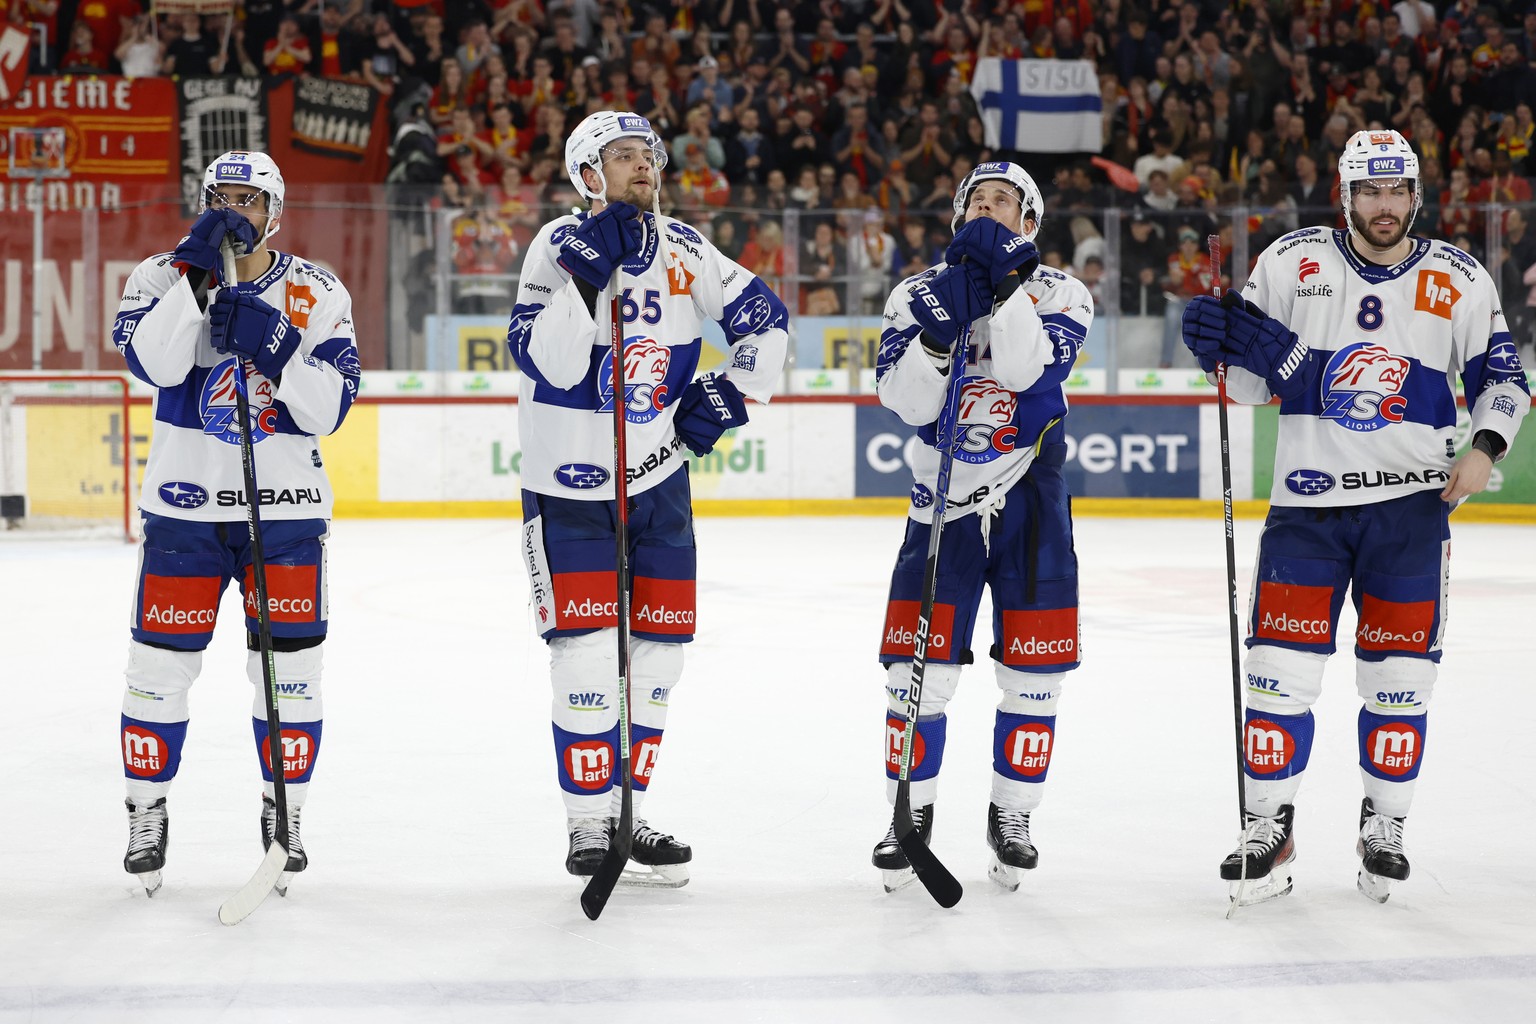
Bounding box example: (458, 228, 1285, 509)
(877, 263, 1093, 522)
(508, 210, 788, 499)
(114, 252, 360, 521)
(1231, 227, 1529, 507)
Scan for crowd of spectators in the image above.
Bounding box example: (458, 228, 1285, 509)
(8, 1, 1536, 352)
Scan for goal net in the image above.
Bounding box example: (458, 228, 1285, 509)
(0, 375, 137, 541)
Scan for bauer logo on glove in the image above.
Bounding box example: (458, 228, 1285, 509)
(673, 373, 749, 457)
(209, 291, 300, 381)
(557, 200, 643, 290)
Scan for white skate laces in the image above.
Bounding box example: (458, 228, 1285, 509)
(568, 817, 610, 853)
(993, 807, 1031, 846)
(126, 802, 166, 855)
(1360, 808, 1405, 857)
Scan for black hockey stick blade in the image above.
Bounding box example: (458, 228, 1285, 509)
(579, 804, 633, 920)
(893, 805, 963, 908)
(897, 833, 963, 908)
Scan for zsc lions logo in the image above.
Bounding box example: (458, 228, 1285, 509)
(555, 463, 610, 489)
(199, 359, 277, 446)
(910, 483, 934, 509)
(158, 481, 209, 509)
(1321, 343, 1411, 432)
(598, 339, 670, 423)
(1283, 469, 1335, 496)
(953, 378, 1017, 465)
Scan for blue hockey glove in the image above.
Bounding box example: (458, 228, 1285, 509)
(209, 290, 299, 380)
(908, 261, 992, 351)
(173, 209, 259, 284)
(1181, 295, 1229, 374)
(557, 201, 643, 289)
(945, 217, 1040, 290)
(674, 374, 749, 457)
(1183, 290, 1312, 399)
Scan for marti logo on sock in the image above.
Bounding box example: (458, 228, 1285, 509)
(565, 740, 614, 789)
(1366, 723, 1420, 775)
(1003, 723, 1052, 777)
(1245, 720, 1296, 772)
(122, 726, 166, 777)
(633, 736, 662, 785)
(261, 731, 315, 780)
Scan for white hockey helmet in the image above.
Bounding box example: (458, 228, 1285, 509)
(952, 161, 1043, 241)
(565, 110, 668, 203)
(1338, 129, 1421, 239)
(201, 150, 286, 241)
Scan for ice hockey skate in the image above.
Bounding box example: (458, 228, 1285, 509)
(985, 802, 1038, 892)
(872, 804, 933, 893)
(123, 798, 168, 897)
(565, 817, 613, 877)
(1356, 798, 1410, 903)
(620, 819, 692, 888)
(1220, 805, 1296, 909)
(261, 795, 306, 897)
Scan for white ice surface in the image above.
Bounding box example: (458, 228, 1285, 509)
(2, 515, 1533, 1023)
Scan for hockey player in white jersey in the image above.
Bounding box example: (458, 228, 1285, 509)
(1183, 129, 1529, 905)
(508, 111, 788, 885)
(113, 151, 361, 896)
(871, 162, 1092, 893)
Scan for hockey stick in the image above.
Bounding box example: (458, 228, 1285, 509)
(891, 322, 974, 910)
(217, 239, 293, 926)
(581, 276, 634, 921)
(1207, 235, 1253, 918)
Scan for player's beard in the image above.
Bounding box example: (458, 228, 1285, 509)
(614, 179, 654, 209)
(1350, 207, 1409, 250)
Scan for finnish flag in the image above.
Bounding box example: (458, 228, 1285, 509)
(969, 59, 1102, 154)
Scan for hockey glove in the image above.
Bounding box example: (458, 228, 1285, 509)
(908, 261, 993, 352)
(173, 209, 259, 285)
(557, 201, 644, 290)
(1180, 295, 1228, 374)
(945, 217, 1041, 290)
(209, 290, 299, 380)
(1183, 290, 1313, 399)
(674, 373, 749, 457)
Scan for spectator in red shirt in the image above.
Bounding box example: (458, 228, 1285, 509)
(263, 15, 311, 76)
(676, 141, 732, 208)
(930, 23, 975, 89)
(59, 21, 110, 73)
(1470, 149, 1534, 225)
(1161, 225, 1214, 368)
(309, 3, 359, 79)
(430, 57, 470, 129)
(807, 17, 847, 95)
(72, 0, 138, 64)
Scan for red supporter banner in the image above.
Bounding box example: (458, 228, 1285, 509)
(0, 76, 390, 372)
(0, 75, 179, 185)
